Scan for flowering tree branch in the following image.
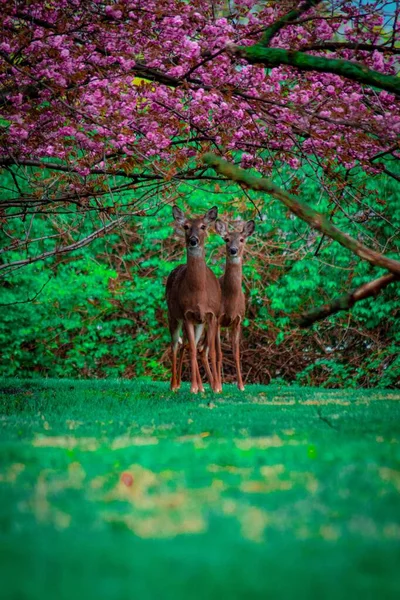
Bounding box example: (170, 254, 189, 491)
(1, 0, 399, 269)
(226, 0, 400, 96)
(227, 44, 400, 96)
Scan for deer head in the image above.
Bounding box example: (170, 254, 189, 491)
(172, 205, 218, 256)
(215, 219, 255, 262)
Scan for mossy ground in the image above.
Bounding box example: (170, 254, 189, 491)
(1, 379, 400, 599)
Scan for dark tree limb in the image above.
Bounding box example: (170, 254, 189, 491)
(297, 273, 398, 327)
(202, 154, 400, 276)
(261, 0, 322, 46)
(376, 164, 400, 184)
(227, 44, 400, 96)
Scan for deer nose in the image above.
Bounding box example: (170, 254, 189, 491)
(189, 236, 199, 247)
(229, 247, 238, 255)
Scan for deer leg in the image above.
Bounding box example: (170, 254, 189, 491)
(194, 324, 205, 393)
(199, 344, 213, 389)
(215, 323, 223, 393)
(195, 359, 205, 392)
(170, 320, 182, 391)
(177, 340, 185, 387)
(185, 321, 199, 394)
(171, 343, 178, 391)
(206, 315, 220, 393)
(231, 320, 244, 391)
(198, 327, 214, 389)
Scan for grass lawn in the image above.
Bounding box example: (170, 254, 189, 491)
(0, 379, 399, 599)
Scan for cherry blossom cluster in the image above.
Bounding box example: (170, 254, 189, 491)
(0, 0, 399, 187)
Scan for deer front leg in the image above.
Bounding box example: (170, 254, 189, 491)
(178, 332, 205, 393)
(231, 319, 244, 391)
(185, 320, 200, 394)
(177, 340, 185, 388)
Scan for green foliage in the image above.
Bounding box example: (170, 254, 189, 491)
(0, 165, 399, 387)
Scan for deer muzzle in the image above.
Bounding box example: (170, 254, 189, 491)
(189, 236, 199, 247)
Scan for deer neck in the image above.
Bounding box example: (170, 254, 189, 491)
(185, 247, 207, 288)
(222, 256, 243, 294)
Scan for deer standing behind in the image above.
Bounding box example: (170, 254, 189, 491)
(165, 206, 222, 394)
(213, 219, 255, 391)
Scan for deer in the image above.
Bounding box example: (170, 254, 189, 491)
(165, 205, 222, 394)
(212, 219, 256, 391)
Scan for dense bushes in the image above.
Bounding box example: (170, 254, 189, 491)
(1, 168, 399, 387)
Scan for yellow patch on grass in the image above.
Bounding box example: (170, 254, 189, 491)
(235, 435, 304, 451)
(379, 467, 400, 492)
(0, 463, 25, 483)
(33, 435, 99, 451)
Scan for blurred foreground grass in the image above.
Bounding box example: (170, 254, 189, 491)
(1, 379, 400, 599)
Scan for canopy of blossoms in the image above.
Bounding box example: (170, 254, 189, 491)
(1, 0, 399, 281)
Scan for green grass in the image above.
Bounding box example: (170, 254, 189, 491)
(1, 379, 400, 599)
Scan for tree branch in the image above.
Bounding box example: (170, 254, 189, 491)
(0, 275, 53, 306)
(0, 157, 150, 180)
(261, 0, 322, 46)
(227, 44, 400, 96)
(202, 154, 400, 276)
(297, 273, 398, 327)
(0, 216, 125, 274)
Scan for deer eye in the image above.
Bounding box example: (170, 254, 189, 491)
(201, 224, 206, 230)
(184, 224, 189, 230)
(240, 237, 244, 243)
(225, 237, 229, 243)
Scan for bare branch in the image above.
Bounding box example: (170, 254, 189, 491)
(0, 216, 125, 274)
(0, 275, 53, 306)
(297, 273, 398, 327)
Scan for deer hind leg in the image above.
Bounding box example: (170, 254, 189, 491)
(198, 327, 214, 389)
(231, 318, 244, 391)
(199, 345, 213, 389)
(194, 324, 205, 392)
(170, 319, 183, 391)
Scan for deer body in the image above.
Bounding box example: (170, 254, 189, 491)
(166, 206, 221, 394)
(214, 219, 255, 391)
(219, 261, 246, 328)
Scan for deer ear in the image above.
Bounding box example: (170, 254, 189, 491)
(242, 220, 255, 238)
(215, 219, 228, 238)
(172, 205, 186, 225)
(203, 206, 218, 225)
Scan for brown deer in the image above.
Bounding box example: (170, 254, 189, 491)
(166, 205, 222, 394)
(213, 219, 255, 391)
